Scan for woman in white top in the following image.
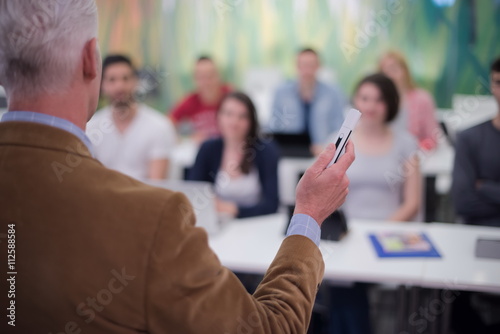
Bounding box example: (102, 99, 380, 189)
(189, 92, 280, 218)
(343, 73, 422, 222)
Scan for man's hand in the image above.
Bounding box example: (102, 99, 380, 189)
(310, 144, 324, 157)
(294, 142, 355, 226)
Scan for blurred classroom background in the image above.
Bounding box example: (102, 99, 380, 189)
(95, 0, 500, 111)
(2, 1, 498, 334)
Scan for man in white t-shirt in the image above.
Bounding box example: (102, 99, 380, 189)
(87, 55, 176, 180)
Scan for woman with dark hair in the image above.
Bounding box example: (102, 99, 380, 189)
(328, 74, 422, 334)
(343, 73, 421, 221)
(188, 91, 280, 218)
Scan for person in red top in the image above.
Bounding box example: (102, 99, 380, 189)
(169, 56, 231, 142)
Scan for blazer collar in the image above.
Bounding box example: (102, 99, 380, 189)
(0, 121, 94, 159)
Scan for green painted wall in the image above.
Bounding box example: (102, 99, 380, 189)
(96, 0, 500, 111)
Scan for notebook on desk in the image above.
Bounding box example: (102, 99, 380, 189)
(369, 232, 441, 258)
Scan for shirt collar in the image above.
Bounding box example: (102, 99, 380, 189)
(1, 111, 94, 157)
(293, 79, 320, 98)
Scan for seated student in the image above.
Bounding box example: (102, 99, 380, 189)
(87, 55, 176, 181)
(189, 91, 279, 218)
(269, 48, 346, 155)
(342, 73, 421, 221)
(169, 56, 231, 143)
(379, 50, 440, 151)
(452, 56, 500, 227)
(328, 74, 421, 334)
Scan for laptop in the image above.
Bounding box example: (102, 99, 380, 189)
(272, 133, 313, 158)
(476, 238, 500, 260)
(144, 180, 225, 235)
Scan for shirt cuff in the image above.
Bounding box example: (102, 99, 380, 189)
(286, 214, 321, 247)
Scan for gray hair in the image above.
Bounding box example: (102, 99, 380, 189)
(0, 0, 98, 98)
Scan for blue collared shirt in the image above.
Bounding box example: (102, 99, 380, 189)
(1, 111, 94, 156)
(269, 80, 346, 145)
(286, 214, 321, 247)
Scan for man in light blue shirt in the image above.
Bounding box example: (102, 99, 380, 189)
(269, 48, 346, 155)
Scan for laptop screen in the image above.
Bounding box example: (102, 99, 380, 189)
(272, 133, 312, 158)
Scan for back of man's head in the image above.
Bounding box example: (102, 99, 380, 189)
(0, 0, 98, 99)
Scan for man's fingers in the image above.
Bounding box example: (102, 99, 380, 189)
(334, 141, 355, 174)
(310, 143, 336, 172)
(330, 187, 349, 213)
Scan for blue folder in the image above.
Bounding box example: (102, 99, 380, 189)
(369, 232, 442, 258)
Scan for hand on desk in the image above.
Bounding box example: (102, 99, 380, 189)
(294, 142, 355, 226)
(216, 198, 238, 218)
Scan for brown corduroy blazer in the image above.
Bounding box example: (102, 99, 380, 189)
(0, 121, 324, 334)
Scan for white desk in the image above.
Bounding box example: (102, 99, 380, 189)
(321, 220, 428, 286)
(208, 214, 500, 293)
(169, 140, 199, 180)
(278, 158, 313, 204)
(422, 223, 500, 293)
(208, 214, 285, 274)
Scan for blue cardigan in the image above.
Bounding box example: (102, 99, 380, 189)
(188, 137, 280, 218)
